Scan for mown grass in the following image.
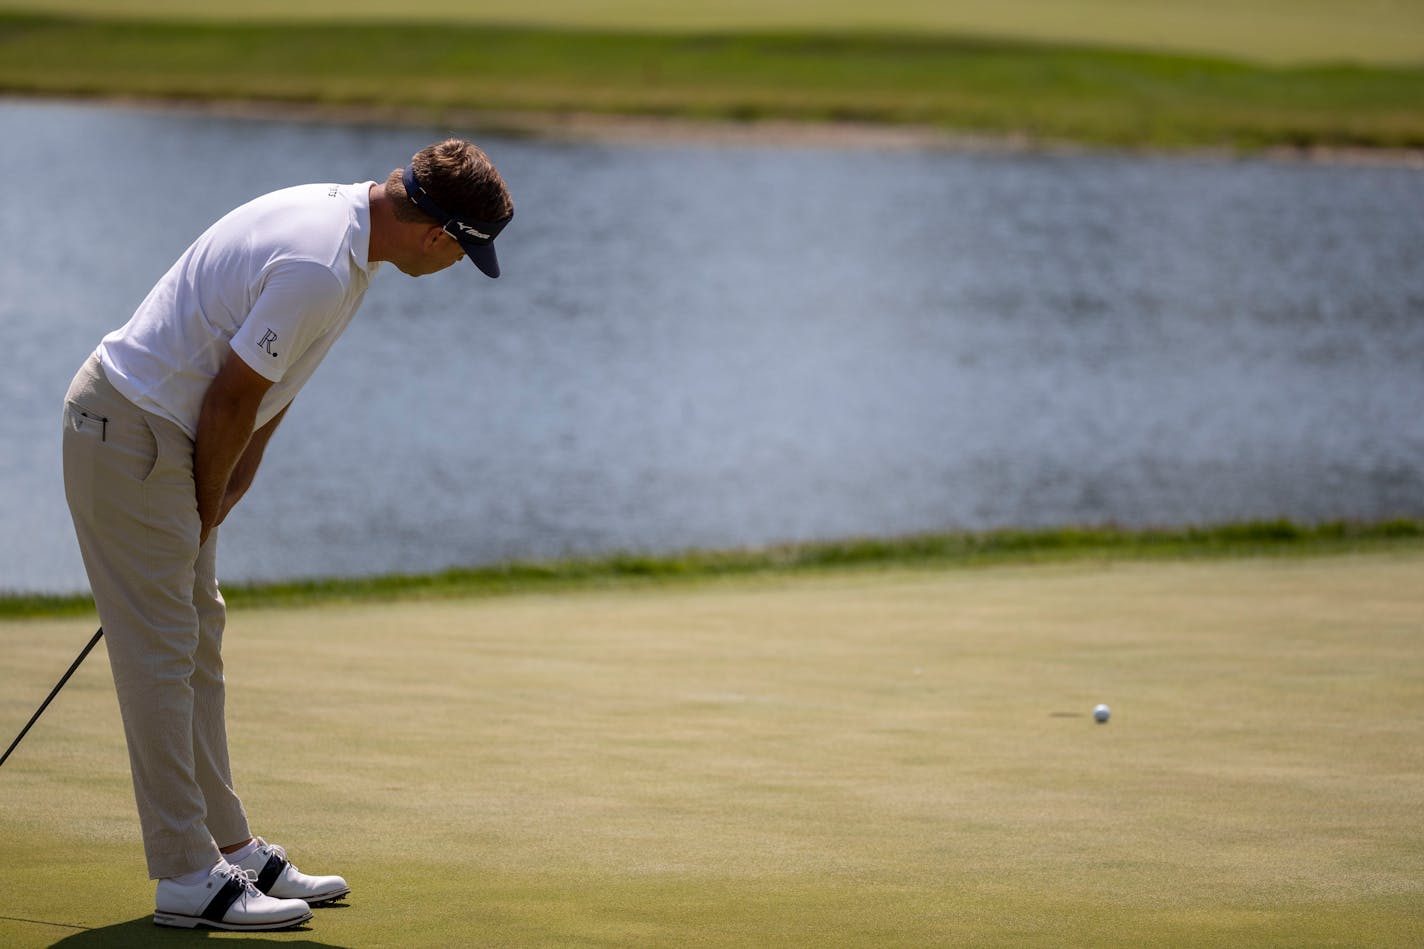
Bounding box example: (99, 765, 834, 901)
(1, 15, 1422, 149)
(4, 554, 1423, 946)
(1, 0, 1421, 64)
(5, 519, 1420, 619)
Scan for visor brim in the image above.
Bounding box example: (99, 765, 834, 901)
(460, 240, 500, 279)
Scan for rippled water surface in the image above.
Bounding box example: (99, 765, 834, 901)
(3, 99, 1421, 592)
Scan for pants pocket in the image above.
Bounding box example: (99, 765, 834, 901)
(63, 399, 162, 507)
(65, 402, 107, 441)
(135, 415, 163, 485)
(63, 402, 105, 516)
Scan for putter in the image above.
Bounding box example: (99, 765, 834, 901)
(0, 627, 104, 768)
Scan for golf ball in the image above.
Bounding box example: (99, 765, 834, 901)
(1093, 704, 1111, 723)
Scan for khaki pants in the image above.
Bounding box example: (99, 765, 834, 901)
(62, 353, 250, 879)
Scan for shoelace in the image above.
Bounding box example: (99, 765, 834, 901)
(217, 862, 262, 899)
(259, 841, 289, 863)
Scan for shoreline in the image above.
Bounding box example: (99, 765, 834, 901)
(15, 92, 1424, 169)
(5, 520, 1420, 616)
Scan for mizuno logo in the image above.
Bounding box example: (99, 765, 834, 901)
(453, 222, 491, 240)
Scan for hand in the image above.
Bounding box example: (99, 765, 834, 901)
(216, 487, 243, 528)
(198, 487, 243, 549)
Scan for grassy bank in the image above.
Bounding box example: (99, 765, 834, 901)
(5, 520, 1420, 618)
(2, 0, 1422, 65)
(1, 15, 1422, 150)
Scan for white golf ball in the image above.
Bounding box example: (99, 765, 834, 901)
(1093, 704, 1111, 723)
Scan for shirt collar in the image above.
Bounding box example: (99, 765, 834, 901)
(349, 181, 380, 275)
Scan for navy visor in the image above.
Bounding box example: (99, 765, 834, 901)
(402, 164, 511, 278)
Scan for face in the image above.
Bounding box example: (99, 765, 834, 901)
(396, 226, 466, 277)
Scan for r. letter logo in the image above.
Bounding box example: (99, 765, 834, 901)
(259, 328, 279, 357)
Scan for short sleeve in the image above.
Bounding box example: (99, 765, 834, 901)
(229, 261, 346, 382)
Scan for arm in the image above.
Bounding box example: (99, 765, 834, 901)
(217, 401, 290, 529)
(195, 346, 275, 547)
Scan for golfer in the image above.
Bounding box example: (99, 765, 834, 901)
(61, 138, 513, 931)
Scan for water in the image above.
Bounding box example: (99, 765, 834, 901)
(2, 99, 1421, 594)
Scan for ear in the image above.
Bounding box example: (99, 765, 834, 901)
(421, 224, 447, 251)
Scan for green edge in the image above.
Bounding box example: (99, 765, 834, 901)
(6, 519, 1421, 618)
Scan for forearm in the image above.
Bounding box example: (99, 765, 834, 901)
(193, 348, 275, 544)
(194, 393, 260, 541)
(222, 405, 289, 515)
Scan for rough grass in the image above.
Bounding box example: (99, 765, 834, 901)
(2, 552, 1422, 946)
(0, 0, 1420, 64)
(4, 519, 1421, 618)
(1, 15, 1422, 150)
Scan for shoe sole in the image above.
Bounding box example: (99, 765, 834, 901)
(301, 885, 351, 906)
(153, 907, 313, 931)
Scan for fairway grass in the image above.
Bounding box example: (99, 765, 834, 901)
(2, 15, 1422, 151)
(2, 552, 1422, 946)
(0, 0, 1421, 64)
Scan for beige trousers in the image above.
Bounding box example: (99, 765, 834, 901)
(62, 353, 250, 879)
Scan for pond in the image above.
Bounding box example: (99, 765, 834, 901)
(2, 99, 1421, 593)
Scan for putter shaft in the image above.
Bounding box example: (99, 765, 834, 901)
(0, 627, 104, 768)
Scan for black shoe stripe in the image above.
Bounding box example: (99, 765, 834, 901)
(199, 878, 249, 923)
(255, 854, 287, 894)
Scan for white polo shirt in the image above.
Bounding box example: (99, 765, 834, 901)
(99, 181, 381, 438)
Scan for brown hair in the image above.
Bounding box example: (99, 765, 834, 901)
(384, 138, 514, 225)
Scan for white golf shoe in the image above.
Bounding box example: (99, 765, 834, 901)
(233, 837, 351, 905)
(154, 861, 312, 931)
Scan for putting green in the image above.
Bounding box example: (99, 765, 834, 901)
(2, 553, 1421, 946)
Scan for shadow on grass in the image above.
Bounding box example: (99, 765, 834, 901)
(33, 915, 345, 947)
